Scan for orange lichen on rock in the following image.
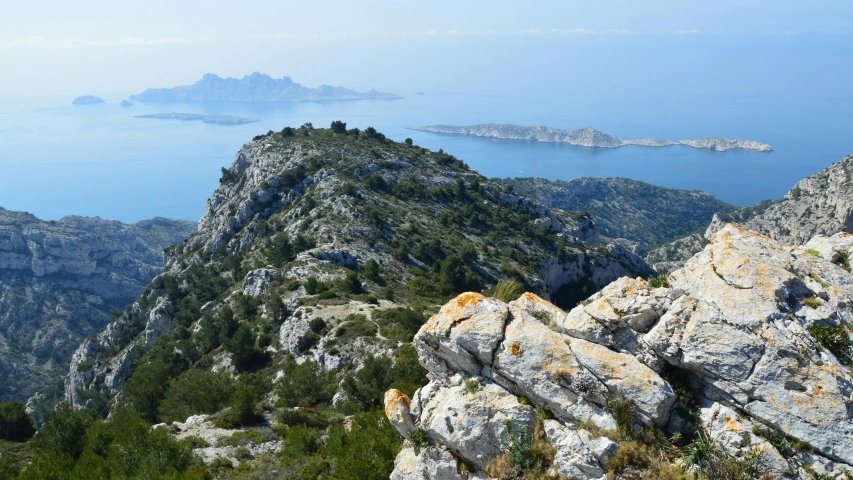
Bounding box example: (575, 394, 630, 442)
(384, 388, 411, 417)
(510, 342, 522, 355)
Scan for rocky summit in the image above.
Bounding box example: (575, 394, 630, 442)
(0, 210, 195, 404)
(386, 224, 853, 479)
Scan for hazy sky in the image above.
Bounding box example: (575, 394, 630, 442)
(2, 1, 852, 98)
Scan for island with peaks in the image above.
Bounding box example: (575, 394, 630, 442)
(412, 123, 772, 152)
(130, 72, 402, 103)
(134, 112, 260, 125)
(71, 95, 105, 105)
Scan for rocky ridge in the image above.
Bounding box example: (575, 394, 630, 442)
(649, 154, 853, 272)
(386, 224, 853, 479)
(413, 124, 772, 152)
(0, 209, 195, 402)
(62, 126, 654, 456)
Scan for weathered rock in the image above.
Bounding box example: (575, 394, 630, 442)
(385, 389, 415, 438)
(390, 445, 474, 480)
(543, 420, 607, 480)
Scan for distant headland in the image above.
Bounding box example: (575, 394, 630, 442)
(72, 95, 105, 105)
(134, 112, 260, 125)
(412, 123, 772, 152)
(129, 72, 402, 103)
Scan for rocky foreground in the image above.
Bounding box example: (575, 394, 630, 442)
(413, 124, 772, 152)
(386, 224, 853, 479)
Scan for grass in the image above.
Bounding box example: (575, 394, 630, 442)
(802, 296, 824, 309)
(806, 248, 823, 258)
(491, 279, 525, 302)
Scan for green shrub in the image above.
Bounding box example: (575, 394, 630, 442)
(277, 360, 336, 408)
(388, 344, 429, 397)
(491, 279, 524, 302)
(340, 355, 393, 412)
(649, 275, 670, 288)
(809, 323, 852, 362)
(158, 369, 234, 423)
(0, 402, 35, 442)
(806, 248, 823, 258)
(34, 405, 91, 460)
(124, 362, 170, 423)
(324, 410, 401, 480)
(286, 280, 301, 291)
(374, 307, 426, 342)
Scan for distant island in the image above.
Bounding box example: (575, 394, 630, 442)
(72, 95, 104, 105)
(129, 72, 402, 103)
(121, 100, 134, 107)
(134, 113, 260, 125)
(412, 123, 772, 152)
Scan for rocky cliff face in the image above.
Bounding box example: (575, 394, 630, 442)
(0, 209, 194, 402)
(63, 127, 653, 430)
(386, 224, 853, 479)
(649, 154, 853, 273)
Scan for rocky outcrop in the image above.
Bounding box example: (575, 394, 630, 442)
(650, 154, 853, 273)
(386, 224, 853, 479)
(0, 209, 194, 402)
(130, 72, 401, 103)
(413, 124, 772, 151)
(733, 154, 853, 245)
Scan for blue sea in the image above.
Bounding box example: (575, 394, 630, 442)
(0, 90, 851, 223)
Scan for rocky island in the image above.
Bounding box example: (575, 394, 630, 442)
(71, 95, 104, 105)
(120, 100, 133, 107)
(130, 72, 402, 103)
(413, 123, 773, 152)
(134, 112, 260, 125)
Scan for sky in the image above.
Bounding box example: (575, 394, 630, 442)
(1, 1, 853, 99)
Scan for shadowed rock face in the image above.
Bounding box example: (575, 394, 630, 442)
(0, 208, 195, 402)
(386, 224, 853, 479)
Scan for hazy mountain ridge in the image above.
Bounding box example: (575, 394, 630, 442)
(498, 176, 739, 250)
(414, 123, 773, 151)
(0, 209, 195, 402)
(130, 72, 402, 103)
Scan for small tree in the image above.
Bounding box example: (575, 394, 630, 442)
(0, 401, 35, 442)
(404, 138, 413, 145)
(281, 126, 295, 137)
(330, 120, 347, 134)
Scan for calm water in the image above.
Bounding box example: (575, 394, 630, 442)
(0, 91, 851, 223)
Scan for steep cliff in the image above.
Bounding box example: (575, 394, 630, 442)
(0, 210, 195, 402)
(386, 224, 853, 479)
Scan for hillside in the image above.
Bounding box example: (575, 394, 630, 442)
(0, 212, 195, 403)
(130, 72, 402, 103)
(10, 124, 654, 478)
(499, 176, 739, 250)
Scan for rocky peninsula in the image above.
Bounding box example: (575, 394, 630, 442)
(413, 123, 773, 152)
(134, 112, 260, 125)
